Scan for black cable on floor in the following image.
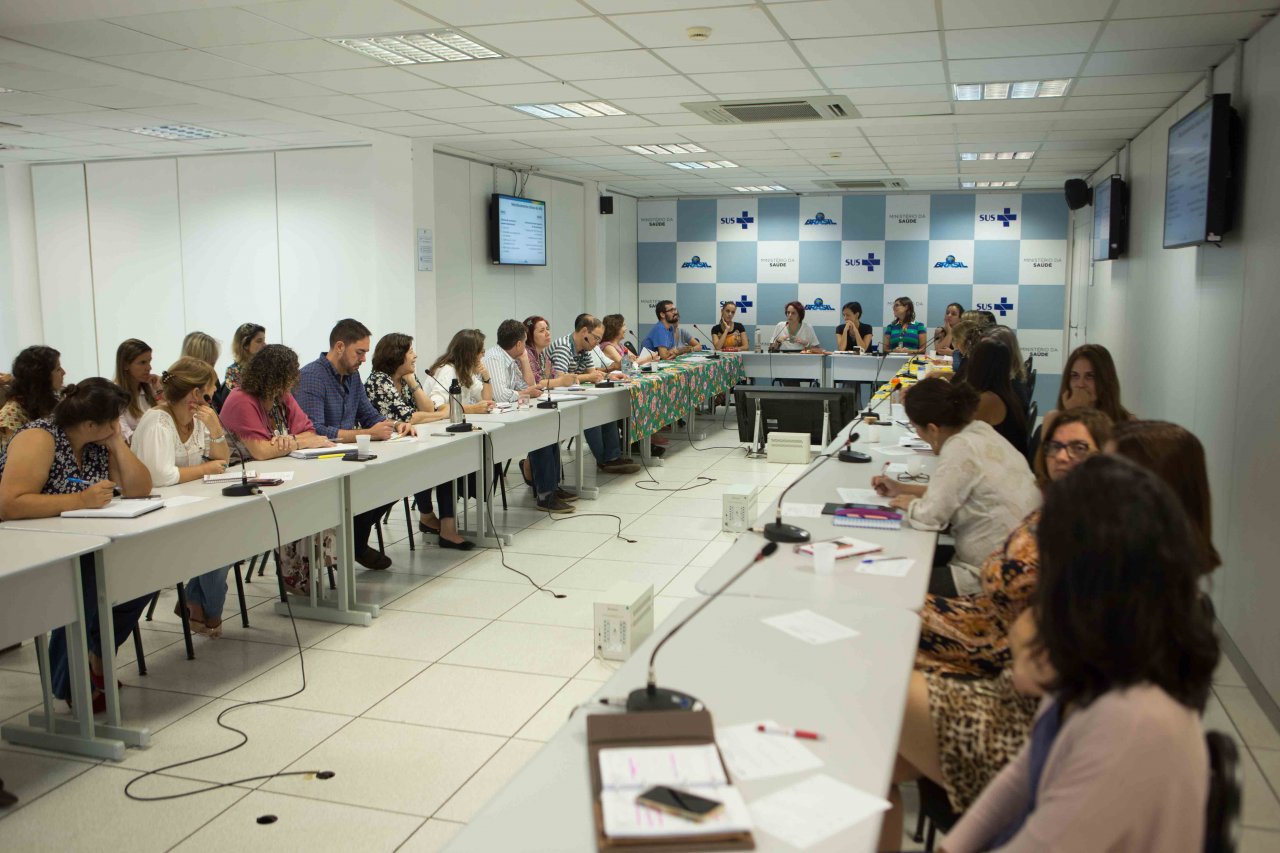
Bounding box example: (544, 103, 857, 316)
(483, 433, 566, 599)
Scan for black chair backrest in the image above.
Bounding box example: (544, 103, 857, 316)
(1205, 730, 1242, 853)
(1025, 368, 1037, 405)
(211, 381, 231, 413)
(1023, 355, 1033, 376)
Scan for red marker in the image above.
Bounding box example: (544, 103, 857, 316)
(757, 723, 822, 741)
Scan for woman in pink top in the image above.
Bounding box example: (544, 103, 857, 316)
(938, 455, 1218, 853)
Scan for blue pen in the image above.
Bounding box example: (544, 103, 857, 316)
(65, 477, 92, 486)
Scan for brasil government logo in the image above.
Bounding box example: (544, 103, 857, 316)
(803, 211, 837, 226)
(805, 297, 835, 311)
(934, 254, 969, 268)
(681, 255, 711, 269)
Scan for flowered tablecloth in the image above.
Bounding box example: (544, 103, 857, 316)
(869, 357, 951, 403)
(626, 355, 746, 443)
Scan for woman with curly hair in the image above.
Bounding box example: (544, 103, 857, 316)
(0, 345, 65, 452)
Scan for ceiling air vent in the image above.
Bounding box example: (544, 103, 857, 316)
(816, 179, 908, 191)
(683, 95, 859, 125)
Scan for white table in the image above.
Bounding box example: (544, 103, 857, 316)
(0, 530, 124, 760)
(445, 595, 921, 852)
(829, 353, 911, 385)
(734, 352, 827, 386)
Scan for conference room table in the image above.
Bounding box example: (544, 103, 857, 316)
(731, 351, 913, 388)
(445, 594, 921, 853)
(0, 530, 125, 760)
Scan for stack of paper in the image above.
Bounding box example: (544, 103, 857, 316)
(597, 744, 753, 839)
(202, 470, 255, 483)
(289, 443, 358, 459)
(61, 499, 164, 519)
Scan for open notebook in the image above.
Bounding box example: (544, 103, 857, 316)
(598, 744, 753, 840)
(62, 499, 164, 519)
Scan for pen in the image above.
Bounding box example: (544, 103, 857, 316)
(861, 556, 901, 564)
(757, 723, 822, 741)
(313, 453, 346, 460)
(66, 477, 121, 497)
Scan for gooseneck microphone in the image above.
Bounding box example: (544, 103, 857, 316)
(627, 541, 779, 712)
(222, 436, 260, 497)
(536, 349, 557, 409)
(690, 325, 720, 359)
(421, 370, 476, 433)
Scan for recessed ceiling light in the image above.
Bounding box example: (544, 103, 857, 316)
(624, 143, 705, 155)
(0, 88, 19, 94)
(732, 185, 788, 192)
(667, 160, 736, 170)
(960, 181, 976, 188)
(970, 180, 1021, 188)
(952, 79, 1071, 101)
(125, 124, 230, 141)
(330, 30, 502, 65)
(512, 101, 627, 118)
(962, 150, 1036, 160)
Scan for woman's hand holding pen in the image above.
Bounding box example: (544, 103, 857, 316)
(77, 479, 116, 509)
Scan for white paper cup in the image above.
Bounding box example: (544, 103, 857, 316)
(413, 424, 431, 438)
(356, 434, 372, 458)
(867, 425, 881, 444)
(907, 456, 924, 477)
(812, 542, 838, 576)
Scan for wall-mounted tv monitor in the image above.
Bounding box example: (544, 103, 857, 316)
(1092, 174, 1128, 261)
(1163, 93, 1239, 249)
(490, 193, 546, 265)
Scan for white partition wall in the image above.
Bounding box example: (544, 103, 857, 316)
(31, 164, 98, 381)
(550, 179, 586, 333)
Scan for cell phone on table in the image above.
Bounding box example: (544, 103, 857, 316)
(636, 786, 723, 822)
(249, 478, 284, 487)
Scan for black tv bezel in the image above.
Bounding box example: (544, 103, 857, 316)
(1091, 174, 1127, 262)
(1163, 93, 1236, 250)
(489, 192, 548, 266)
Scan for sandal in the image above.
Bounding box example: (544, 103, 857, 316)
(520, 460, 534, 488)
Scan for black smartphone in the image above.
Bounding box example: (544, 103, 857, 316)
(636, 786, 723, 822)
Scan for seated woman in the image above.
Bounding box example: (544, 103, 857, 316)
(113, 338, 160, 444)
(981, 325, 1029, 407)
(934, 302, 964, 355)
(131, 357, 233, 635)
(0, 345, 65, 453)
(525, 316, 588, 388)
(882, 419, 1221, 846)
(219, 345, 336, 594)
(711, 302, 748, 352)
(224, 323, 266, 391)
(872, 379, 1040, 596)
(835, 301, 873, 353)
(366, 332, 473, 551)
(884, 296, 927, 354)
(0, 379, 153, 710)
(768, 301, 821, 353)
(938, 455, 1217, 852)
(1043, 343, 1132, 436)
(964, 338, 1028, 456)
(600, 314, 655, 368)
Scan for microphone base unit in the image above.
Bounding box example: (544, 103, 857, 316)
(221, 482, 261, 497)
(341, 452, 377, 462)
(625, 685, 700, 713)
(839, 450, 872, 463)
(762, 521, 811, 544)
(446, 422, 476, 432)
(536, 400, 558, 409)
(595, 380, 616, 388)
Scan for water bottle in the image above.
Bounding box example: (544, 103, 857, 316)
(448, 379, 463, 423)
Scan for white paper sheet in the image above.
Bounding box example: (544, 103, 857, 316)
(761, 610, 860, 645)
(836, 488, 891, 507)
(161, 495, 207, 508)
(202, 470, 255, 483)
(262, 471, 295, 482)
(717, 720, 824, 781)
(779, 502, 824, 518)
(872, 445, 917, 457)
(855, 557, 915, 578)
(750, 774, 890, 849)
(599, 743, 726, 789)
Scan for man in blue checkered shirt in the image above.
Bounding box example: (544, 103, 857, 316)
(295, 318, 411, 570)
(547, 314, 639, 475)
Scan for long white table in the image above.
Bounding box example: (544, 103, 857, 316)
(729, 351, 913, 389)
(445, 595, 921, 852)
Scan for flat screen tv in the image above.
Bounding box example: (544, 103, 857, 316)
(1092, 174, 1128, 261)
(490, 193, 546, 265)
(1163, 93, 1239, 249)
(732, 385, 861, 450)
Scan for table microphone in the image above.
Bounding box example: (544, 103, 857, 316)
(627, 541, 778, 712)
(536, 349, 557, 409)
(627, 331, 653, 372)
(222, 437, 260, 497)
(762, 437, 850, 543)
(690, 325, 720, 359)
(422, 371, 476, 432)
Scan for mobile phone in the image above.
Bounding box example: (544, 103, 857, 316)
(636, 786, 723, 822)
(248, 478, 284, 487)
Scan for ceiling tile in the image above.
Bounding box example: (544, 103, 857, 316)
(98, 49, 265, 81)
(1063, 92, 1182, 111)
(611, 6, 785, 48)
(198, 75, 336, 99)
(953, 99, 1063, 114)
(432, 118, 545, 134)
(460, 82, 594, 104)
(463, 18, 638, 56)
(948, 54, 1086, 81)
(149, 103, 271, 123)
(415, 105, 520, 123)
(0, 20, 180, 57)
(207, 40, 383, 74)
(771, 0, 939, 38)
(654, 42, 804, 75)
(245, 0, 443, 38)
(365, 89, 492, 110)
(817, 62, 945, 88)
(689, 69, 822, 95)
(267, 94, 390, 115)
(338, 110, 429, 127)
(404, 0, 602, 26)
(48, 86, 189, 110)
(574, 76, 708, 100)
(381, 123, 473, 136)
(0, 63, 100, 92)
(108, 8, 304, 48)
(288, 67, 437, 94)
(1069, 71, 1203, 96)
(1081, 45, 1234, 76)
(796, 32, 942, 67)
(1112, 0, 1278, 18)
(836, 84, 951, 105)
(608, 96, 702, 115)
(939, 0, 1113, 28)
(525, 50, 673, 81)
(37, 110, 167, 128)
(545, 115, 658, 130)
(858, 103, 954, 118)
(407, 59, 552, 88)
(1094, 12, 1268, 52)
(944, 22, 1100, 59)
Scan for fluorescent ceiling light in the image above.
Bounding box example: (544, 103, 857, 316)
(978, 152, 996, 161)
(960, 152, 978, 161)
(1037, 79, 1071, 97)
(1014, 151, 1035, 160)
(983, 82, 1009, 100)
(733, 186, 788, 192)
(953, 79, 1071, 101)
(330, 30, 501, 65)
(972, 180, 1021, 188)
(0, 88, 18, 94)
(512, 101, 627, 119)
(667, 160, 738, 170)
(960, 181, 976, 188)
(963, 150, 1037, 160)
(126, 124, 230, 141)
(623, 143, 706, 156)
(954, 84, 981, 101)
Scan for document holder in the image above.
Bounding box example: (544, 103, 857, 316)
(586, 710, 756, 852)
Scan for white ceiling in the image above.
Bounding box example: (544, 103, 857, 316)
(0, 0, 1274, 196)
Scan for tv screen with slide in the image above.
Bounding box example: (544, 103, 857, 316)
(1092, 175, 1127, 262)
(490, 194, 547, 265)
(1164, 94, 1237, 249)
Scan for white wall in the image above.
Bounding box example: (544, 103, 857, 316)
(1072, 17, 1280, 708)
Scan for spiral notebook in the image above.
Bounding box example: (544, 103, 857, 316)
(832, 514, 902, 530)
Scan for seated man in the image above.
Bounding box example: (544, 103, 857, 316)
(549, 314, 639, 475)
(295, 318, 411, 570)
(640, 300, 698, 359)
(483, 319, 575, 514)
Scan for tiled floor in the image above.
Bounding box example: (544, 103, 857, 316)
(1, 418, 1278, 852)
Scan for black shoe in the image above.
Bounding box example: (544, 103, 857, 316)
(419, 521, 440, 535)
(650, 444, 666, 458)
(536, 496, 575, 514)
(598, 458, 640, 474)
(356, 547, 392, 570)
(437, 535, 475, 551)
(554, 489, 579, 502)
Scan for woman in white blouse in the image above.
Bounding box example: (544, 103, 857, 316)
(768, 300, 823, 353)
(427, 329, 497, 414)
(872, 377, 1040, 596)
(131, 357, 233, 635)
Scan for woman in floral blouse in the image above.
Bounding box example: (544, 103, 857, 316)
(224, 322, 266, 391)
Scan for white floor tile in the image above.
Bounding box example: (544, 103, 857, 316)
(0, 746, 95, 808)
(262, 717, 503, 817)
(398, 818, 465, 852)
(549, 558, 684, 593)
(224, 648, 426, 717)
(571, 491, 666, 515)
(444, 621, 593, 676)
(1251, 749, 1280, 824)
(171, 789, 423, 851)
(1205, 691, 1241, 741)
(435, 738, 543, 822)
(501, 528, 611, 558)
(498, 590, 599, 630)
(647, 497, 725, 519)
(0, 641, 40, 674)
(365, 664, 564, 737)
(231, 599, 349, 649)
(114, 626, 186, 669)
(312, 610, 487, 662)
(530, 511, 642, 535)
(1242, 748, 1280, 829)
(0, 764, 244, 852)
(352, 567, 436, 608)
(516, 679, 605, 742)
(661, 563, 711, 598)
(0, 669, 43, 725)
(1240, 829, 1280, 853)
(1218, 686, 1280, 750)
(121, 637, 298, 699)
(379, 541, 476, 579)
(442, 551, 577, 586)
(1214, 654, 1247, 688)
(589, 535, 706, 566)
(575, 656, 625, 683)
(655, 595, 691, 628)
(624, 514, 726, 541)
(387, 577, 533, 619)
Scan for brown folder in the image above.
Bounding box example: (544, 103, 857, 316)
(586, 710, 756, 852)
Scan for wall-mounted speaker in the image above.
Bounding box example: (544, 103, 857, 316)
(1064, 178, 1092, 211)
(599, 196, 614, 215)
